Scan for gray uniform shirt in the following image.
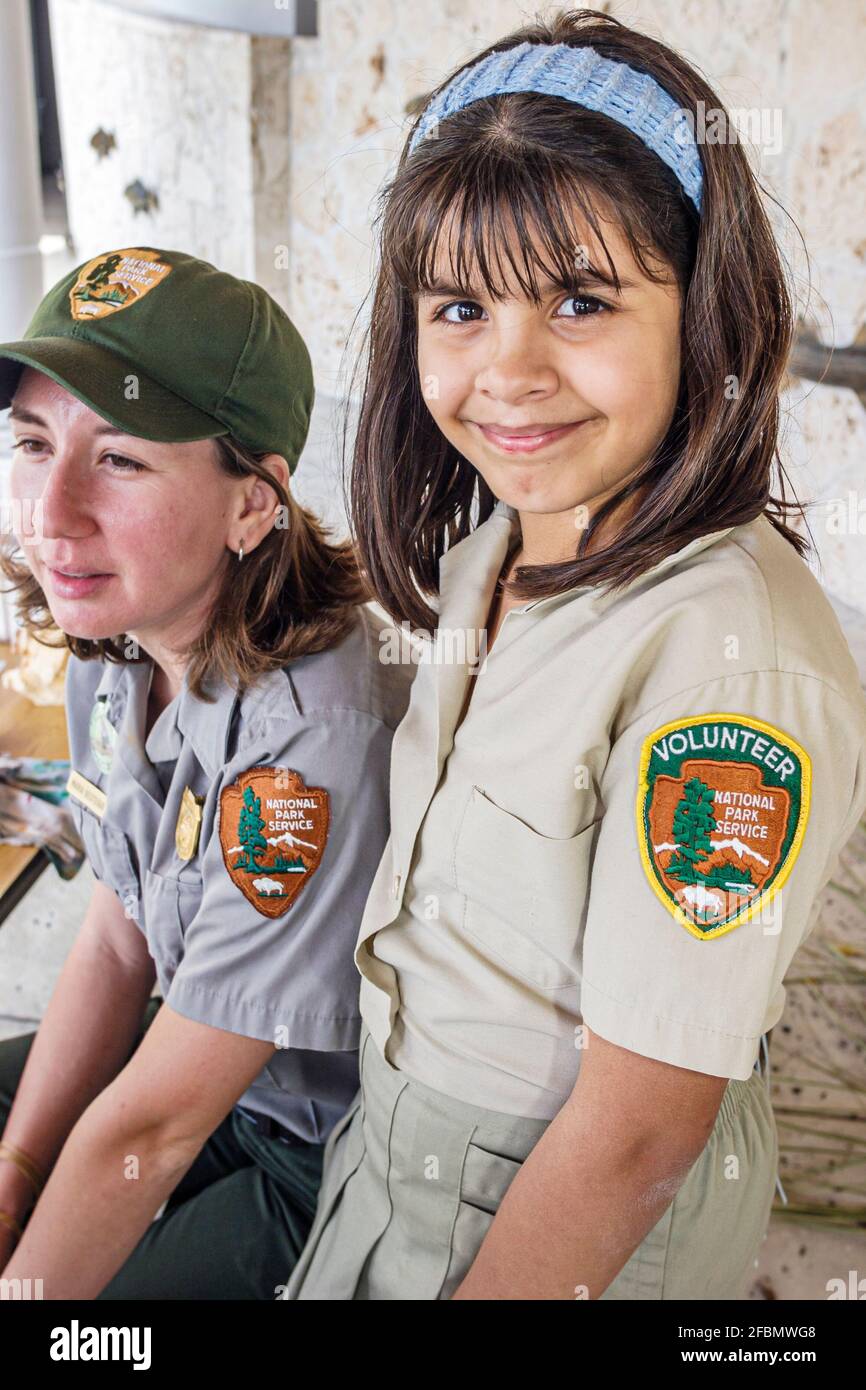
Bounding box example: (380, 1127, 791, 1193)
(65, 604, 414, 1143)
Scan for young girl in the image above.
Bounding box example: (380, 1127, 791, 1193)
(284, 10, 866, 1300)
(0, 246, 411, 1297)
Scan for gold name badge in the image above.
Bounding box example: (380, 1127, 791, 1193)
(175, 785, 204, 861)
(66, 770, 107, 820)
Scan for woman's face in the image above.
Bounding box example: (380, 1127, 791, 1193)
(416, 210, 682, 551)
(8, 368, 245, 646)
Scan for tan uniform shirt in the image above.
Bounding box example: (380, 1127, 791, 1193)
(354, 501, 866, 1118)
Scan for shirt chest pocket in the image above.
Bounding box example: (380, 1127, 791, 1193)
(453, 786, 599, 991)
(76, 811, 141, 924)
(142, 871, 202, 982)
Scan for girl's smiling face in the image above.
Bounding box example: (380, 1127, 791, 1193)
(8, 368, 264, 649)
(416, 210, 683, 556)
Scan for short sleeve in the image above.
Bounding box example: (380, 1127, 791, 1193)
(164, 709, 395, 1051)
(579, 669, 866, 1079)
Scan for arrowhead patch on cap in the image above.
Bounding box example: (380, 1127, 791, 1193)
(218, 766, 330, 919)
(69, 249, 172, 321)
(636, 713, 811, 940)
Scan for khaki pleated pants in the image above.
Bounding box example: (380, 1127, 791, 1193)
(284, 1024, 778, 1301)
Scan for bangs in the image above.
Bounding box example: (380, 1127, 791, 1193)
(388, 145, 672, 305)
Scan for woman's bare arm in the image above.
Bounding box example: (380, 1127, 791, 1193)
(3, 1001, 276, 1297)
(451, 1025, 729, 1300)
(0, 880, 157, 1237)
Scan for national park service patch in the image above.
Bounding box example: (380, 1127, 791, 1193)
(636, 713, 811, 940)
(219, 766, 330, 919)
(69, 249, 172, 321)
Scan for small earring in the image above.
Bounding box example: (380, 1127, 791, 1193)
(237, 540, 244, 562)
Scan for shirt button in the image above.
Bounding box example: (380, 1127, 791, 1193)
(392, 873, 402, 899)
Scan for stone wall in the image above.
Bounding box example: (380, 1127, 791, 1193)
(48, 0, 290, 304)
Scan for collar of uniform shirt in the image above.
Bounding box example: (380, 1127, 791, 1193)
(439, 499, 736, 621)
(93, 657, 259, 781)
(95, 638, 325, 781)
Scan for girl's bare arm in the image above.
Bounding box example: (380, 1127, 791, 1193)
(452, 1025, 729, 1300)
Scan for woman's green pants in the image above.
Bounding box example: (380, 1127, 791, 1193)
(0, 998, 324, 1299)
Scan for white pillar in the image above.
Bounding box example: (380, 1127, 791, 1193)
(0, 0, 44, 339)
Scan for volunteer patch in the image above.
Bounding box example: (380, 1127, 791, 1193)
(69, 249, 172, 321)
(636, 713, 811, 939)
(218, 766, 330, 919)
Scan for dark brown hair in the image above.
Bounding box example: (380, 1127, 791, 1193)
(1, 433, 369, 700)
(347, 7, 810, 630)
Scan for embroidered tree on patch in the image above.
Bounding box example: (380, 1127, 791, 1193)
(236, 785, 267, 871)
(666, 776, 716, 885)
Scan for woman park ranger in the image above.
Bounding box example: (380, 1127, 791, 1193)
(0, 246, 412, 1298)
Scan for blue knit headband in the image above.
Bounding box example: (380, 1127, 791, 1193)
(408, 41, 703, 215)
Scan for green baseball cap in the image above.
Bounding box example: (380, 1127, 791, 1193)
(0, 246, 314, 474)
